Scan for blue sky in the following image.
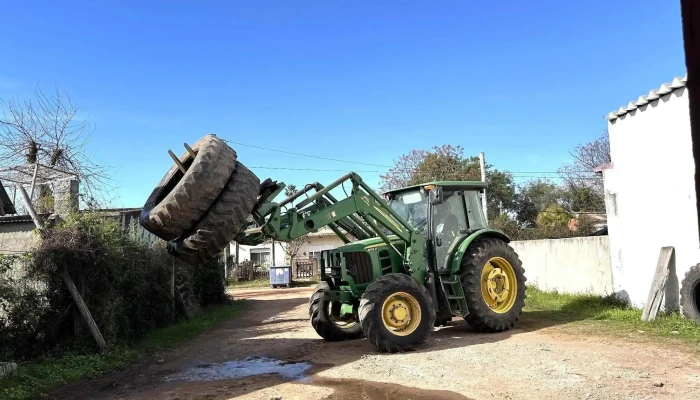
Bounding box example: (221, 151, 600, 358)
(0, 0, 687, 207)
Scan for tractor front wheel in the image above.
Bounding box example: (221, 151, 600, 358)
(358, 273, 436, 353)
(309, 282, 363, 341)
(460, 238, 526, 332)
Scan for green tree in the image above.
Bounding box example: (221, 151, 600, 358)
(536, 204, 573, 237)
(284, 184, 297, 197)
(564, 184, 605, 212)
(490, 213, 520, 240)
(515, 179, 565, 227)
(380, 145, 517, 220)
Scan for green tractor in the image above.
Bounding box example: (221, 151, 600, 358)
(140, 136, 526, 353)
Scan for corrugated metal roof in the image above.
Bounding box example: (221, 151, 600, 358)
(606, 74, 688, 121)
(0, 214, 50, 224)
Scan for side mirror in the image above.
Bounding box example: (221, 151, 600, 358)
(429, 187, 443, 205)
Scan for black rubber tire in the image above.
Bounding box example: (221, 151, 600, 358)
(139, 135, 237, 241)
(680, 264, 700, 323)
(174, 161, 260, 265)
(359, 273, 436, 353)
(461, 238, 526, 333)
(309, 282, 364, 341)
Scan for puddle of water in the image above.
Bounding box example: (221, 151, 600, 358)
(164, 356, 312, 382)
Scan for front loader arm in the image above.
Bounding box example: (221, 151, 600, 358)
(235, 173, 425, 270)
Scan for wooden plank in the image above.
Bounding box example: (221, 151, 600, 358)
(641, 246, 675, 322)
(62, 268, 107, 352)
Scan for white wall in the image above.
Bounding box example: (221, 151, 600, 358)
(230, 241, 286, 266)
(604, 85, 700, 308)
(511, 237, 613, 295)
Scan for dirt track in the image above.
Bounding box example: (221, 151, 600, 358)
(52, 287, 700, 400)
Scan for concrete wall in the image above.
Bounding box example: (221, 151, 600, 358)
(604, 84, 699, 308)
(511, 236, 613, 295)
(0, 221, 38, 253)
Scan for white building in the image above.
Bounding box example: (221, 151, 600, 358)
(230, 226, 351, 266)
(598, 74, 699, 308)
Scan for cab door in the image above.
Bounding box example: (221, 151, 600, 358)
(431, 190, 469, 272)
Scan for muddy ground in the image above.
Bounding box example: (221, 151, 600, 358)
(51, 287, 700, 400)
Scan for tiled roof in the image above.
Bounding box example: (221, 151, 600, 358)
(606, 74, 688, 121)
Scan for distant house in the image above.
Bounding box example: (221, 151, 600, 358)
(597, 74, 697, 308)
(0, 181, 16, 216)
(567, 212, 607, 233)
(231, 225, 352, 266)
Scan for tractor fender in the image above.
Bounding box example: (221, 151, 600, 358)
(448, 229, 511, 274)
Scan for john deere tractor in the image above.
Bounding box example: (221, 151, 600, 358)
(139, 135, 526, 353)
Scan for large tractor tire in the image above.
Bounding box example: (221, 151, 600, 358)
(680, 264, 700, 323)
(309, 282, 364, 341)
(140, 135, 237, 241)
(460, 238, 526, 333)
(173, 161, 260, 265)
(358, 273, 436, 353)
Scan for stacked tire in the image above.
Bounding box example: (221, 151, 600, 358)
(139, 134, 260, 265)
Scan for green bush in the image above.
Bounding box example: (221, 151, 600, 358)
(0, 212, 228, 361)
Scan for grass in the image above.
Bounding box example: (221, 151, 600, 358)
(524, 287, 700, 344)
(227, 277, 320, 289)
(0, 299, 247, 400)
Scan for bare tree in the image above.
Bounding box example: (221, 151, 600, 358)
(0, 86, 110, 209)
(283, 236, 307, 265)
(558, 131, 610, 195)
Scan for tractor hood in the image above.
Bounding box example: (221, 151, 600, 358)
(334, 235, 405, 253)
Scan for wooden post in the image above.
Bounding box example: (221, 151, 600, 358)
(642, 247, 675, 322)
(16, 184, 43, 229)
(232, 242, 240, 283)
(62, 268, 107, 352)
(17, 182, 106, 352)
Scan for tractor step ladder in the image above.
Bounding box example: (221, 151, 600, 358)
(438, 275, 468, 316)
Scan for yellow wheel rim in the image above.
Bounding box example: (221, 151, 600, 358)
(481, 257, 518, 314)
(381, 292, 421, 336)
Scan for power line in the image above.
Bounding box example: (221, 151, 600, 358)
(246, 165, 602, 180)
(221, 139, 595, 174)
(222, 139, 392, 168)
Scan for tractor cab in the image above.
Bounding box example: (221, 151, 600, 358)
(384, 181, 489, 272)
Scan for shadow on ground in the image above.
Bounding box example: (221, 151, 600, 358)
(50, 289, 610, 400)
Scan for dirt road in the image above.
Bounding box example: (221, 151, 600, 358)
(53, 287, 700, 400)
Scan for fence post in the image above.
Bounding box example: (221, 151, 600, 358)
(61, 268, 107, 353)
(171, 257, 176, 312)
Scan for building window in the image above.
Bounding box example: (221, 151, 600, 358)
(251, 251, 271, 265)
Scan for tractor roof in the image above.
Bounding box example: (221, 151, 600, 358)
(383, 180, 487, 196)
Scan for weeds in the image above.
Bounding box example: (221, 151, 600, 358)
(524, 287, 700, 344)
(0, 300, 246, 400)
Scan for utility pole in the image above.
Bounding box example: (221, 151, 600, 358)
(479, 152, 488, 223)
(271, 239, 276, 266)
(680, 0, 700, 242)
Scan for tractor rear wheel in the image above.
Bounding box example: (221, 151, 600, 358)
(460, 238, 526, 332)
(358, 273, 436, 353)
(680, 264, 700, 323)
(309, 282, 363, 341)
(140, 135, 237, 241)
(173, 161, 260, 265)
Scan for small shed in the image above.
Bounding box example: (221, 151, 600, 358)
(0, 180, 16, 216)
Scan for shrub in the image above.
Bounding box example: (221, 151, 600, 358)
(0, 212, 228, 361)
